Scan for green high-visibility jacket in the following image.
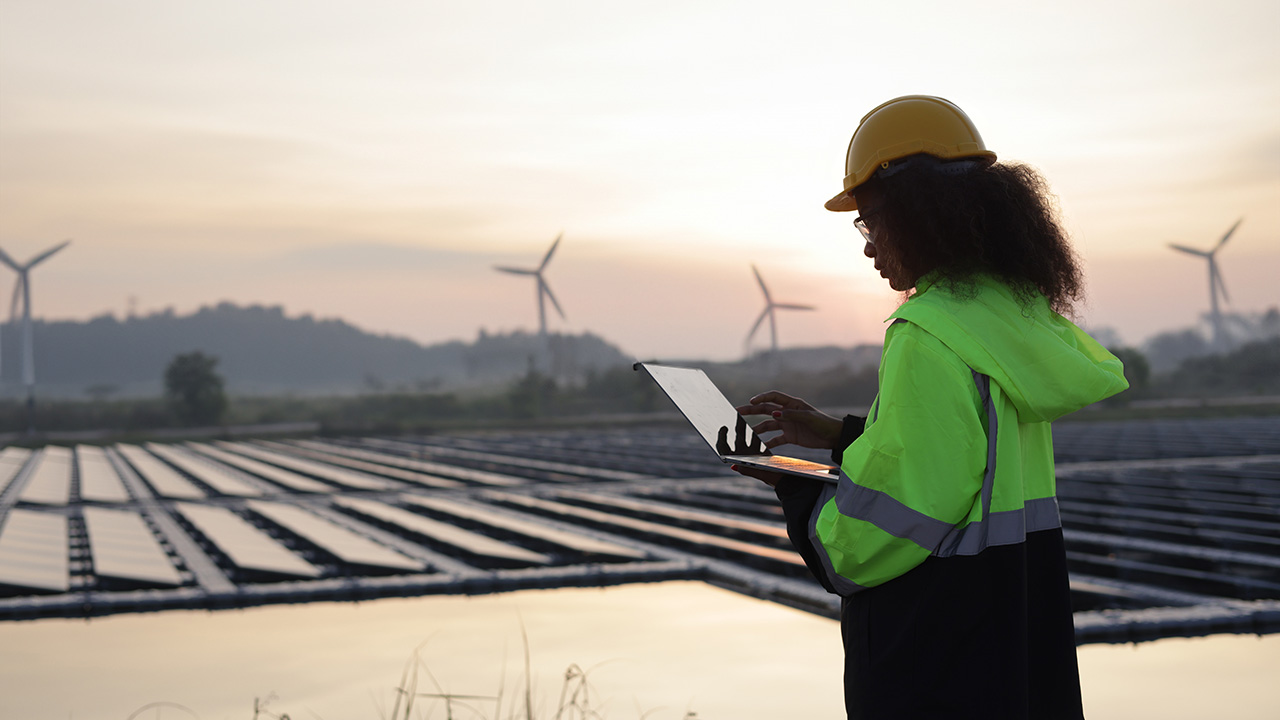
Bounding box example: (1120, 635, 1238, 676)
(809, 274, 1129, 594)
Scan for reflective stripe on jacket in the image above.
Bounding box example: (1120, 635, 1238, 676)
(807, 275, 1129, 595)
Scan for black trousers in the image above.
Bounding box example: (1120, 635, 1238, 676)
(840, 529, 1084, 720)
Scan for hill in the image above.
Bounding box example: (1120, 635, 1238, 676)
(0, 304, 632, 399)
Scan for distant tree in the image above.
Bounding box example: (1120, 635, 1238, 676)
(164, 352, 228, 426)
(1164, 337, 1280, 396)
(506, 357, 558, 419)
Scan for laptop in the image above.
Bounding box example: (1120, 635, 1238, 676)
(634, 362, 839, 482)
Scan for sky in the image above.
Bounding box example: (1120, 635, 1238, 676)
(1, 0, 1277, 361)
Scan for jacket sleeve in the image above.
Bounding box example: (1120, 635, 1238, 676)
(809, 325, 989, 595)
(774, 416, 867, 593)
(773, 478, 835, 592)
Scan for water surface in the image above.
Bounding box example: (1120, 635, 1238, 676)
(0, 582, 1276, 719)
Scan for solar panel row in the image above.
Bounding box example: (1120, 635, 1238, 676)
(146, 443, 265, 497)
(333, 496, 551, 565)
(188, 443, 333, 493)
(116, 445, 204, 499)
(281, 440, 464, 489)
(174, 503, 320, 579)
(245, 500, 422, 571)
(1, 416, 1276, 639)
(225, 442, 398, 491)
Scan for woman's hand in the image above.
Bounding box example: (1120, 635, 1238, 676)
(735, 391, 842, 451)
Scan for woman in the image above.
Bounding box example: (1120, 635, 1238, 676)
(732, 96, 1129, 719)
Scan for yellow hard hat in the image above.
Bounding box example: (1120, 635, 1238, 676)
(825, 95, 997, 212)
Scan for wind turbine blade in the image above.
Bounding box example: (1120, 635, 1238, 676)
(538, 233, 563, 272)
(541, 280, 566, 320)
(26, 239, 72, 268)
(494, 266, 536, 276)
(1212, 261, 1230, 304)
(1214, 218, 1243, 252)
(773, 303, 815, 311)
(745, 308, 769, 345)
(1168, 243, 1209, 257)
(0, 247, 19, 271)
(751, 265, 772, 303)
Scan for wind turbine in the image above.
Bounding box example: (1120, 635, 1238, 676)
(1168, 218, 1242, 351)
(745, 264, 814, 358)
(0, 239, 71, 432)
(494, 233, 566, 340)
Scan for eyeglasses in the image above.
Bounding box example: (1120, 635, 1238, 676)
(854, 210, 879, 245)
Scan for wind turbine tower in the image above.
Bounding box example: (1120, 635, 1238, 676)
(745, 264, 815, 359)
(494, 233, 566, 341)
(0, 239, 71, 433)
(1168, 218, 1242, 351)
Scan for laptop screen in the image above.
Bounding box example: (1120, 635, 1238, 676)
(635, 363, 765, 456)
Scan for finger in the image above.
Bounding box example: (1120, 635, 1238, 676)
(735, 402, 783, 416)
(750, 418, 782, 435)
(763, 435, 791, 450)
(747, 391, 795, 406)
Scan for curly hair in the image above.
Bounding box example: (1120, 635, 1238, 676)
(863, 156, 1084, 316)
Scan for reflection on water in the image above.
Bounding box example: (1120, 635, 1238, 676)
(1078, 632, 1280, 719)
(0, 581, 1275, 719)
(0, 582, 845, 719)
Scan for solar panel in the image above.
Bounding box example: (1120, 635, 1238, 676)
(174, 503, 320, 579)
(83, 507, 183, 587)
(246, 501, 422, 571)
(355, 439, 526, 486)
(274, 440, 464, 489)
(75, 446, 131, 503)
(0, 509, 68, 592)
(494, 492, 805, 567)
(402, 495, 646, 559)
(409, 436, 653, 482)
(18, 447, 72, 506)
(145, 443, 265, 497)
(334, 497, 550, 564)
(0, 447, 32, 495)
(222, 442, 398, 491)
(187, 443, 333, 493)
(116, 445, 205, 499)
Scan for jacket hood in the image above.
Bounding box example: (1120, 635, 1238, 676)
(889, 274, 1129, 423)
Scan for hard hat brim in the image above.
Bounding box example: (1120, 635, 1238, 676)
(824, 189, 859, 213)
